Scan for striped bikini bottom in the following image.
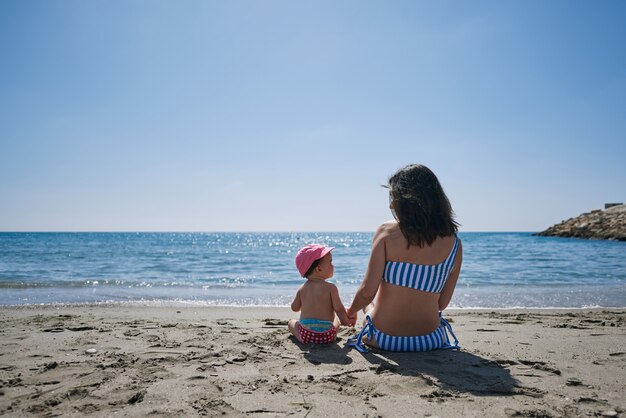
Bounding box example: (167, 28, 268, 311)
(347, 314, 459, 353)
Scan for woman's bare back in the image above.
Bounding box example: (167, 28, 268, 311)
(369, 221, 461, 336)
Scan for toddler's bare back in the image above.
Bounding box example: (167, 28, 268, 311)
(298, 280, 337, 322)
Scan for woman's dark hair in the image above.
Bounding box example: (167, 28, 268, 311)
(386, 164, 459, 247)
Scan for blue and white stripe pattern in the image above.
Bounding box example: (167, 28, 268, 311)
(347, 314, 459, 353)
(383, 235, 459, 293)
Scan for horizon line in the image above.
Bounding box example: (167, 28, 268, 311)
(0, 230, 541, 234)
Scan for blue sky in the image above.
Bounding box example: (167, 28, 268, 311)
(1, 1, 624, 232)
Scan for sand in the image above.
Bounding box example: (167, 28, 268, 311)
(0, 306, 624, 417)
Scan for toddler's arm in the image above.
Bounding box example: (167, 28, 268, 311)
(330, 284, 350, 326)
(291, 289, 302, 312)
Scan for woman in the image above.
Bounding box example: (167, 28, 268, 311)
(346, 164, 462, 352)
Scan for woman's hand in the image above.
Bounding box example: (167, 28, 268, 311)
(346, 308, 359, 327)
(346, 309, 358, 327)
(340, 308, 354, 326)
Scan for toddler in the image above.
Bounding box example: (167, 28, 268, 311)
(288, 244, 350, 344)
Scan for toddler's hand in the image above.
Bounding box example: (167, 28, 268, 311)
(339, 308, 351, 326)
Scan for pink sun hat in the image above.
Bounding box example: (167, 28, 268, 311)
(295, 244, 334, 277)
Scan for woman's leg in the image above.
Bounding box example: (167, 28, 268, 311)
(360, 315, 379, 348)
(363, 294, 377, 315)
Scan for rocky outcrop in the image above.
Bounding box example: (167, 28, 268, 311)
(535, 204, 626, 241)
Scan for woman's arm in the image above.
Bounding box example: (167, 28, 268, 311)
(438, 239, 462, 311)
(347, 224, 387, 318)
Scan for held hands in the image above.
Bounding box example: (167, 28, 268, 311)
(339, 308, 357, 327)
(345, 308, 358, 327)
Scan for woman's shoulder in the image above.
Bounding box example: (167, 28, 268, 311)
(376, 220, 400, 235)
(374, 221, 404, 242)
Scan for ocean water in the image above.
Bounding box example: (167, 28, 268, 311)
(0, 232, 624, 308)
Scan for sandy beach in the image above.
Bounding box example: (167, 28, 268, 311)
(0, 306, 624, 417)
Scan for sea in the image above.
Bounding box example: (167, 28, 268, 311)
(0, 232, 624, 308)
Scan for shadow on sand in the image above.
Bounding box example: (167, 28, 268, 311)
(288, 334, 526, 398)
(289, 335, 354, 365)
(351, 348, 527, 397)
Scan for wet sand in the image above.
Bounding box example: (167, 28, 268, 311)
(0, 306, 624, 417)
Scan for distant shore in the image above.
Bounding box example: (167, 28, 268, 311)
(535, 204, 626, 241)
(1, 306, 624, 417)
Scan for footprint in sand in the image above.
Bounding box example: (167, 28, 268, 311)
(67, 326, 96, 332)
(263, 318, 289, 326)
(42, 328, 64, 333)
(517, 359, 561, 375)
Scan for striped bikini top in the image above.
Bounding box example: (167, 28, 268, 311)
(383, 235, 459, 293)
